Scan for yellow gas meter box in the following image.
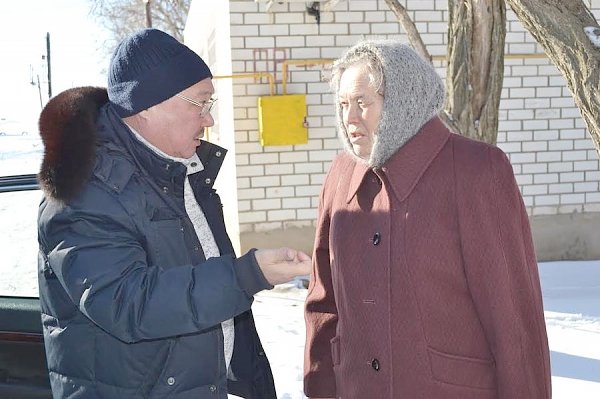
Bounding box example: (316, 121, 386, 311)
(258, 94, 308, 146)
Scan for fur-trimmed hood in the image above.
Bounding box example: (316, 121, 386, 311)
(38, 86, 109, 203)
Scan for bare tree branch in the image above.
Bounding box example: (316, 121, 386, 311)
(383, 0, 432, 62)
(88, 0, 190, 57)
(506, 0, 600, 157)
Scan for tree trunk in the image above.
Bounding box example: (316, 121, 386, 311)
(506, 0, 600, 157)
(445, 0, 506, 145)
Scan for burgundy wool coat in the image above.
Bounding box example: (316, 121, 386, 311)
(304, 117, 551, 399)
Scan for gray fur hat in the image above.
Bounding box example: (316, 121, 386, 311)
(332, 40, 445, 167)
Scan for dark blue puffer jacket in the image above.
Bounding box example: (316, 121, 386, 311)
(37, 87, 276, 399)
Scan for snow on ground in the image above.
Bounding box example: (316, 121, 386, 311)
(540, 261, 600, 399)
(253, 285, 309, 399)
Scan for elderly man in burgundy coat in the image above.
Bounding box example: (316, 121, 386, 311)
(303, 40, 551, 399)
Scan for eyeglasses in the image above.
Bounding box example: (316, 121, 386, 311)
(175, 94, 217, 117)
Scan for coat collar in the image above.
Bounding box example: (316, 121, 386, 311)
(346, 117, 451, 203)
(101, 104, 226, 190)
(94, 106, 227, 223)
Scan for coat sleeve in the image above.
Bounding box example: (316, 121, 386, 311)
(304, 165, 339, 398)
(39, 184, 272, 344)
(455, 143, 551, 399)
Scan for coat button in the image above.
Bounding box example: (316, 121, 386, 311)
(162, 186, 169, 193)
(205, 178, 212, 184)
(209, 384, 217, 392)
(215, 151, 222, 157)
(371, 358, 381, 371)
(372, 232, 381, 245)
(167, 376, 175, 385)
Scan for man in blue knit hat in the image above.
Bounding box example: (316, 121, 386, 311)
(37, 28, 310, 399)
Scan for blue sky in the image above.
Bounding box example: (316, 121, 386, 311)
(0, 1, 110, 126)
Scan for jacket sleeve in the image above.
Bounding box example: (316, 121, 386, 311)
(39, 184, 272, 344)
(455, 144, 551, 399)
(304, 166, 339, 398)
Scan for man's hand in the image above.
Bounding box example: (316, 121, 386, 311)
(254, 247, 312, 286)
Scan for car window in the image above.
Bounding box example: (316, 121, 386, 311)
(0, 189, 42, 297)
(0, 123, 43, 176)
(0, 113, 44, 298)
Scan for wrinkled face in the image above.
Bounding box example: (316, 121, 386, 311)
(338, 64, 383, 160)
(142, 78, 215, 158)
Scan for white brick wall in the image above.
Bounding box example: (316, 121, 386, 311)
(229, 0, 600, 232)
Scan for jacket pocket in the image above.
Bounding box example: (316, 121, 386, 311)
(330, 335, 340, 366)
(427, 347, 496, 390)
(147, 339, 178, 398)
(147, 218, 190, 267)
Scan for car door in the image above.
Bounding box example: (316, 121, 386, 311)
(0, 131, 52, 398)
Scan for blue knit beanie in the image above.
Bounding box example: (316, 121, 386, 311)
(107, 28, 212, 117)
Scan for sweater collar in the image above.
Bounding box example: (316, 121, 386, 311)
(346, 117, 451, 203)
(125, 122, 204, 176)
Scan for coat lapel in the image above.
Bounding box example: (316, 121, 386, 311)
(346, 160, 370, 204)
(379, 117, 451, 203)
